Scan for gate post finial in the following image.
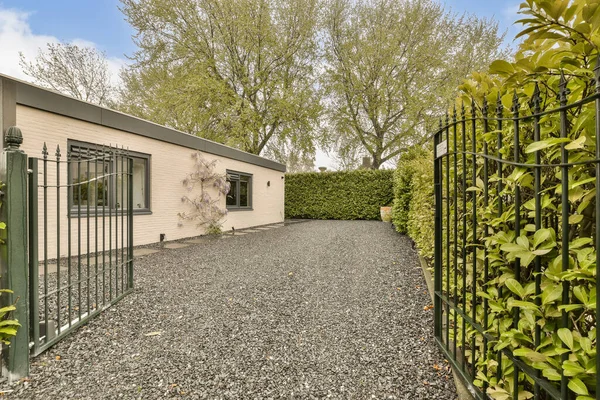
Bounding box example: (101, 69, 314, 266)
(4, 126, 22, 152)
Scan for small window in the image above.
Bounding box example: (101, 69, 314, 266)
(226, 171, 252, 210)
(68, 141, 151, 215)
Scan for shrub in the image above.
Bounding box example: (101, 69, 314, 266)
(404, 153, 434, 260)
(285, 169, 394, 220)
(392, 147, 429, 234)
(431, 1, 600, 398)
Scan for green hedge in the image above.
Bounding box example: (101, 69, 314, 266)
(391, 147, 429, 234)
(392, 149, 434, 259)
(406, 153, 434, 260)
(285, 170, 394, 220)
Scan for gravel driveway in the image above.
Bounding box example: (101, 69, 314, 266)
(9, 220, 456, 399)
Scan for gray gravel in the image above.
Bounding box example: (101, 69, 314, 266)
(9, 220, 456, 399)
(36, 258, 129, 327)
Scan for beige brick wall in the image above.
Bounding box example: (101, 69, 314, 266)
(17, 105, 285, 260)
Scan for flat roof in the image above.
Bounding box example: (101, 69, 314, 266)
(2, 74, 286, 172)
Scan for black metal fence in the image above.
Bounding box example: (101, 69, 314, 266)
(28, 144, 134, 356)
(433, 72, 599, 399)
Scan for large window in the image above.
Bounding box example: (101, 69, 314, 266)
(68, 141, 151, 215)
(226, 170, 252, 210)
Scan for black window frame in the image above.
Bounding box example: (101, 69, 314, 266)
(226, 170, 253, 211)
(67, 140, 151, 216)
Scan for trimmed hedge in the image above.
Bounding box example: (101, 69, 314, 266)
(405, 153, 434, 260)
(285, 170, 394, 220)
(391, 147, 429, 234)
(391, 149, 434, 259)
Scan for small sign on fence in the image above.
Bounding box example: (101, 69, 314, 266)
(436, 140, 447, 157)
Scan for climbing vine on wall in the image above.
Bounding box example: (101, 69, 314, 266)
(178, 153, 230, 234)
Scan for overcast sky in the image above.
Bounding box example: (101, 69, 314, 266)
(0, 0, 523, 169)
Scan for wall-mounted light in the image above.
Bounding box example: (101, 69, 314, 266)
(267, 180, 271, 187)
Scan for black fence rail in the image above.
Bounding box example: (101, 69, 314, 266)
(28, 144, 134, 356)
(433, 72, 599, 399)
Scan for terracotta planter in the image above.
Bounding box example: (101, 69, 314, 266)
(380, 206, 392, 222)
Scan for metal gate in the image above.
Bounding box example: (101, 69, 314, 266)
(28, 143, 134, 356)
(433, 76, 600, 400)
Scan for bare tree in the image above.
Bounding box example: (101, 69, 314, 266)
(20, 43, 114, 106)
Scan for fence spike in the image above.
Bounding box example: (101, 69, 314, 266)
(532, 83, 541, 114)
(595, 54, 600, 93)
(42, 142, 48, 159)
(445, 111, 449, 126)
(558, 70, 569, 105)
(496, 91, 503, 117)
(452, 105, 457, 122)
(511, 90, 520, 115)
(55, 145, 61, 160)
(439, 118, 443, 131)
(471, 98, 476, 118)
(482, 96, 488, 117)
(461, 101, 465, 119)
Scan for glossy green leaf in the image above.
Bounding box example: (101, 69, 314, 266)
(505, 278, 525, 298)
(525, 138, 571, 153)
(558, 328, 574, 350)
(568, 378, 589, 395)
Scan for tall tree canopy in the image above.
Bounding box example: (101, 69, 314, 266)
(322, 0, 509, 169)
(119, 0, 322, 163)
(20, 43, 115, 106)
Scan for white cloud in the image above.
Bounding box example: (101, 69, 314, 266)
(501, 2, 521, 20)
(0, 7, 126, 86)
(500, 1, 525, 45)
(0, 8, 56, 80)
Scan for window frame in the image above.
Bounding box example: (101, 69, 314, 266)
(67, 140, 151, 217)
(226, 169, 253, 211)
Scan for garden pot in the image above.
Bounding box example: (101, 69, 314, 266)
(380, 206, 392, 222)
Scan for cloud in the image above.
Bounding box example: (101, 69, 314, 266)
(0, 8, 56, 80)
(498, 1, 525, 47)
(501, 2, 521, 21)
(0, 7, 125, 86)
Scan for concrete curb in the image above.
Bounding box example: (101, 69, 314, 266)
(418, 254, 475, 400)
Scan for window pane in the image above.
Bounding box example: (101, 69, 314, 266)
(116, 156, 129, 210)
(239, 179, 249, 207)
(227, 179, 237, 206)
(132, 157, 147, 209)
(115, 156, 148, 210)
(71, 158, 108, 208)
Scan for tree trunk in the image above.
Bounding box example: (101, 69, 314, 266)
(371, 153, 382, 169)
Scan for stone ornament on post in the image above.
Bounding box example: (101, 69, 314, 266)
(5, 126, 23, 151)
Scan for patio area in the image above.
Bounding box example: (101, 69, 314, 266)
(9, 220, 456, 399)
